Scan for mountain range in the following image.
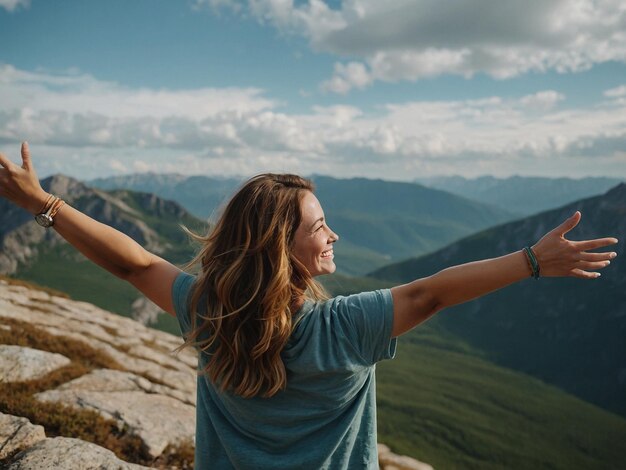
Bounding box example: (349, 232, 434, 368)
(415, 175, 623, 216)
(90, 173, 515, 275)
(370, 183, 626, 418)
(0, 175, 204, 331)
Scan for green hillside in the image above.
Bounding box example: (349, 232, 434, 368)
(377, 324, 626, 469)
(370, 183, 626, 418)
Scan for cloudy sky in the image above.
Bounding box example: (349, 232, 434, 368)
(1, 0, 625, 181)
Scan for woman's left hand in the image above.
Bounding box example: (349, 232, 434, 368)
(532, 211, 618, 279)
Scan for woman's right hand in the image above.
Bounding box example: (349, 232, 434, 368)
(1, 141, 183, 316)
(0, 142, 50, 215)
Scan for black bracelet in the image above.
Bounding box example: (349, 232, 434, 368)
(523, 246, 540, 279)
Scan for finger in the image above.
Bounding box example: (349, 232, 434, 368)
(570, 268, 601, 279)
(575, 260, 612, 271)
(577, 251, 617, 262)
(573, 238, 619, 251)
(555, 211, 581, 236)
(21, 141, 32, 171)
(0, 152, 14, 170)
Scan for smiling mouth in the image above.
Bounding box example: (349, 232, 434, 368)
(321, 249, 334, 259)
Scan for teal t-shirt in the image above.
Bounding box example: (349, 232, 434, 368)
(172, 272, 397, 469)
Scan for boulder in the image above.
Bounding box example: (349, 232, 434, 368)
(4, 437, 149, 469)
(0, 345, 70, 383)
(0, 413, 45, 460)
(36, 371, 196, 459)
(51, 368, 194, 406)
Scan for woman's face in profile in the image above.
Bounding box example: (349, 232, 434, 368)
(292, 191, 339, 277)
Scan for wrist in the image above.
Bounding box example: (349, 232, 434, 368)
(29, 190, 52, 215)
(523, 246, 540, 279)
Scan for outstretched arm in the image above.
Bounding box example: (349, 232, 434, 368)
(0, 142, 181, 315)
(390, 211, 618, 337)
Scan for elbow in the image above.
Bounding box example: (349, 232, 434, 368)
(420, 292, 444, 323)
(117, 267, 137, 282)
(410, 278, 444, 324)
(118, 253, 154, 282)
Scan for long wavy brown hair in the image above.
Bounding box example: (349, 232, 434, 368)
(179, 173, 329, 398)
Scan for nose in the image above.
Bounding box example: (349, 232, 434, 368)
(329, 228, 339, 243)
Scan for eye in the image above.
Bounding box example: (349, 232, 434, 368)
(314, 225, 324, 232)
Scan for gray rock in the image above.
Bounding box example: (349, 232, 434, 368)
(0, 345, 71, 383)
(4, 436, 149, 469)
(53, 368, 194, 406)
(36, 369, 195, 457)
(0, 283, 197, 399)
(0, 413, 46, 460)
(36, 386, 195, 459)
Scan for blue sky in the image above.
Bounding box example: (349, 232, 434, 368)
(1, 0, 625, 181)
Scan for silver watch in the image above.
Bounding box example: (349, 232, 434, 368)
(35, 212, 55, 227)
(35, 200, 57, 228)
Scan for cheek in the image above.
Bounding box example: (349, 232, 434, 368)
(293, 240, 313, 263)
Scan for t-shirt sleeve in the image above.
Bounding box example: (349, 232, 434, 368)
(171, 271, 197, 338)
(334, 289, 397, 366)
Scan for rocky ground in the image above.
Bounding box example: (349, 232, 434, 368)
(0, 277, 432, 469)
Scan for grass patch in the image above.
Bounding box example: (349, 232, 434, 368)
(152, 440, 195, 470)
(0, 318, 122, 370)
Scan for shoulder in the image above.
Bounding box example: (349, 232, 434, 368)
(324, 289, 394, 321)
(315, 289, 397, 365)
(336, 289, 393, 309)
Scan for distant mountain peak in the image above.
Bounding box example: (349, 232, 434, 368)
(41, 174, 92, 199)
(605, 182, 626, 198)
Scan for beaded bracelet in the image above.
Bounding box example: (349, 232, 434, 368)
(523, 246, 540, 279)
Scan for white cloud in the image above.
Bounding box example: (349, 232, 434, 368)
(0, 0, 29, 12)
(604, 84, 626, 97)
(519, 91, 565, 112)
(0, 64, 276, 120)
(201, 0, 626, 92)
(1, 65, 625, 180)
(320, 61, 372, 94)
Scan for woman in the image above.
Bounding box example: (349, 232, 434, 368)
(0, 142, 618, 469)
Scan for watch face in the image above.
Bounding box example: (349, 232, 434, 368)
(35, 213, 53, 227)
